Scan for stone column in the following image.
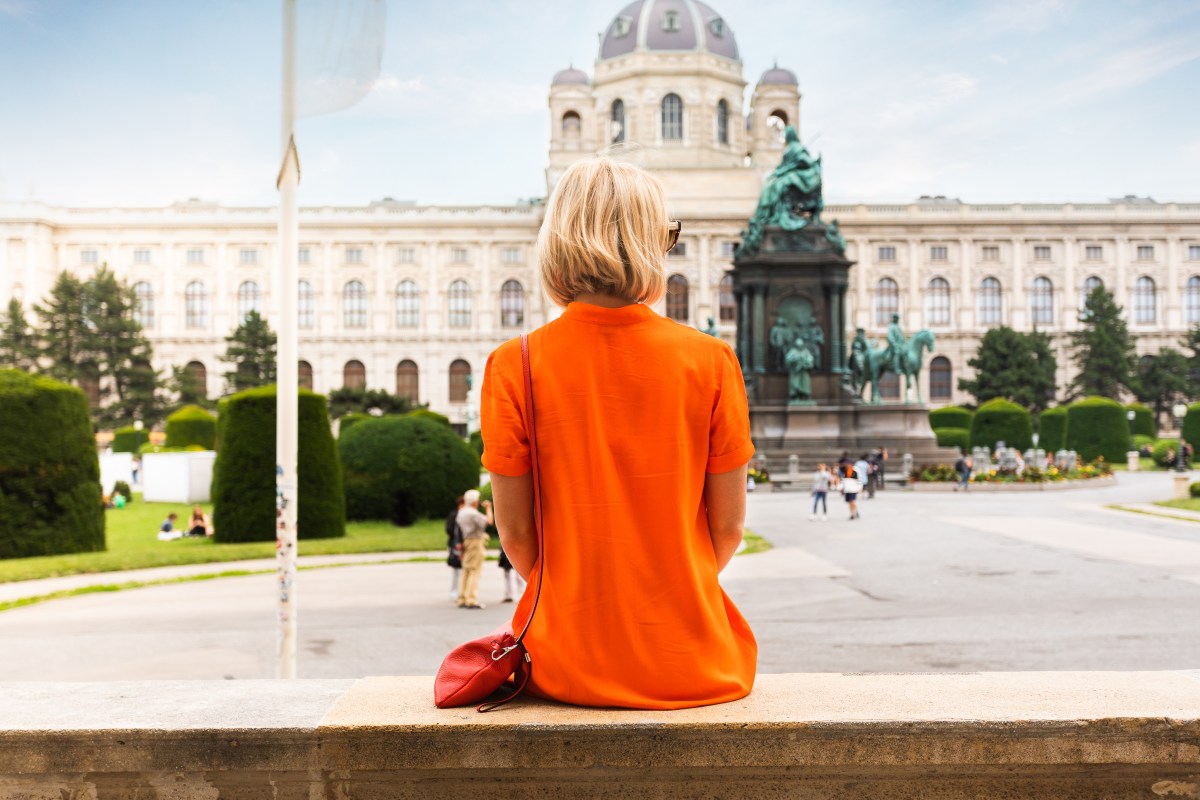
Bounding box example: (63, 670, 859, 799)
(161, 239, 176, 337)
(830, 284, 845, 374)
(959, 237, 973, 329)
(479, 240, 492, 332)
(426, 241, 441, 334)
(321, 241, 335, 333)
(737, 288, 749, 366)
(855, 238, 870, 328)
(1063, 236, 1077, 332)
(1115, 236, 1129, 310)
(907, 239, 921, 327)
(752, 284, 766, 373)
(1166, 237, 1182, 329)
(1011, 236, 1026, 330)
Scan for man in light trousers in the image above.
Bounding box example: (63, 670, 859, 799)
(456, 489, 493, 609)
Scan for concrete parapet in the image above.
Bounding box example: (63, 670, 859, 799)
(1, 672, 1198, 798)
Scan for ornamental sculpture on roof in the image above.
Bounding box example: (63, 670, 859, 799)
(739, 125, 845, 257)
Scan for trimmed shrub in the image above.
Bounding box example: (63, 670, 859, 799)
(1153, 438, 1181, 468)
(338, 413, 373, 437)
(1065, 396, 1129, 463)
(340, 415, 480, 526)
(1182, 403, 1200, 450)
(0, 369, 105, 558)
(1038, 407, 1069, 452)
(468, 429, 484, 460)
(969, 398, 1033, 451)
(1191, 482, 1200, 499)
(929, 406, 973, 432)
(111, 426, 150, 453)
(112, 480, 133, 503)
(165, 404, 217, 449)
(934, 427, 970, 452)
(138, 443, 205, 455)
(407, 408, 452, 427)
(1125, 403, 1155, 439)
(1133, 434, 1155, 452)
(212, 386, 345, 542)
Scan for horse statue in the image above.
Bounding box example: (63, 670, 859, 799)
(853, 329, 937, 404)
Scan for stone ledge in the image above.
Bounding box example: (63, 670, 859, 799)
(1, 672, 1198, 798)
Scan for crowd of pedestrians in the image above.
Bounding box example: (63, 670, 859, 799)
(808, 450, 887, 521)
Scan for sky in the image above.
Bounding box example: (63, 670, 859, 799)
(0, 0, 1198, 208)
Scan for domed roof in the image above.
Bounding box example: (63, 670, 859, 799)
(599, 0, 739, 62)
(759, 64, 797, 85)
(552, 66, 591, 86)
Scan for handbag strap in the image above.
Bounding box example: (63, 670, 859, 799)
(513, 333, 545, 644)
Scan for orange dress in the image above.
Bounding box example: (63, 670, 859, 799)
(480, 301, 757, 709)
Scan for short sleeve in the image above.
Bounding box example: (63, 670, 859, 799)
(707, 344, 756, 473)
(480, 342, 531, 477)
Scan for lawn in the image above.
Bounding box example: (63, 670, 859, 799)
(0, 495, 448, 584)
(1155, 497, 1200, 513)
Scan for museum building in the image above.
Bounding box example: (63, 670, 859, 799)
(1, 0, 1199, 428)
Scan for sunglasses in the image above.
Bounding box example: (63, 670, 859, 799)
(667, 220, 682, 253)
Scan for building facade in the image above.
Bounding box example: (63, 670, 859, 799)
(2, 0, 1199, 425)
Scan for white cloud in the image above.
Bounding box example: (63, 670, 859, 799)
(1061, 36, 1200, 99)
(879, 73, 978, 128)
(353, 72, 545, 119)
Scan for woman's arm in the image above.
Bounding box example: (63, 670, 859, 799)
(704, 463, 748, 572)
(490, 472, 537, 580)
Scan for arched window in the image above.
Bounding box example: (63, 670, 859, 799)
(666, 274, 689, 321)
(500, 279, 525, 328)
(396, 280, 419, 328)
(298, 280, 315, 330)
(186, 360, 207, 397)
(133, 281, 154, 328)
(1186, 276, 1200, 324)
(610, 99, 625, 143)
(298, 360, 313, 390)
(343, 280, 367, 328)
(979, 277, 1002, 325)
(929, 356, 953, 401)
(237, 280, 261, 322)
(767, 110, 788, 142)
(562, 110, 581, 140)
(1030, 276, 1054, 325)
(396, 360, 419, 403)
(874, 278, 899, 326)
(661, 93, 683, 141)
(1134, 276, 1157, 324)
(184, 281, 207, 329)
(716, 99, 729, 145)
(343, 360, 366, 389)
(1081, 275, 1104, 309)
(448, 279, 472, 328)
(718, 274, 736, 321)
(449, 359, 471, 403)
(926, 277, 951, 326)
(879, 371, 900, 400)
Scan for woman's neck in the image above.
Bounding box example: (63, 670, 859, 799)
(573, 292, 636, 309)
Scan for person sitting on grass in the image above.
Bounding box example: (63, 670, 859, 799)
(187, 505, 211, 537)
(157, 512, 181, 541)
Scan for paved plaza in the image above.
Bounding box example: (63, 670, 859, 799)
(0, 471, 1197, 681)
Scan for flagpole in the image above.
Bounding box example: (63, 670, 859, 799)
(275, 0, 300, 679)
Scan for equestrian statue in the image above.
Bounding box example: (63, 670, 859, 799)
(849, 316, 937, 404)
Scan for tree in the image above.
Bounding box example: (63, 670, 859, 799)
(327, 386, 416, 419)
(1069, 286, 1135, 400)
(168, 364, 213, 409)
(34, 271, 94, 387)
(0, 299, 38, 371)
(1134, 347, 1189, 429)
(220, 310, 277, 393)
(957, 326, 1057, 415)
(1179, 325, 1200, 397)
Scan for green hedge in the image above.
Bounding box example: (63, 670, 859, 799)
(339, 415, 480, 525)
(338, 413, 373, 437)
(1125, 403, 1155, 439)
(934, 427, 970, 452)
(468, 429, 484, 460)
(1065, 396, 1129, 463)
(111, 426, 150, 453)
(0, 369, 105, 558)
(407, 408, 452, 427)
(165, 404, 217, 449)
(212, 386, 345, 543)
(929, 406, 973, 432)
(1190, 482, 1200, 499)
(1133, 434, 1155, 451)
(969, 398, 1033, 451)
(1182, 403, 1200, 450)
(1152, 438, 1180, 468)
(1037, 407, 1068, 452)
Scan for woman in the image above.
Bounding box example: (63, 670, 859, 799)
(839, 461, 861, 520)
(187, 505, 210, 537)
(810, 463, 830, 521)
(482, 156, 756, 710)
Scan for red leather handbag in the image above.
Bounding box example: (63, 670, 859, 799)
(434, 334, 545, 712)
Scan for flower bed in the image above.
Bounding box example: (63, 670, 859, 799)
(911, 459, 1115, 491)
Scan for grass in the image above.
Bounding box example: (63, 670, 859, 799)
(1108, 457, 1157, 472)
(740, 531, 772, 556)
(1155, 498, 1200, 513)
(0, 495, 447, 584)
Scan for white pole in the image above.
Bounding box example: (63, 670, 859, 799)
(275, 0, 300, 679)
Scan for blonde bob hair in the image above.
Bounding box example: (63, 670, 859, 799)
(537, 156, 669, 307)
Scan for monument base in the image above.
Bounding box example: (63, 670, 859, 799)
(750, 403, 960, 475)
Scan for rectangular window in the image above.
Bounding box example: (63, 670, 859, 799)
(981, 245, 999, 261)
(346, 247, 363, 264)
(669, 241, 687, 257)
(451, 247, 469, 263)
(397, 247, 415, 263)
(298, 247, 310, 264)
(1189, 245, 1200, 260)
(878, 246, 896, 261)
(239, 248, 258, 265)
(81, 249, 98, 264)
(1137, 245, 1154, 260)
(186, 248, 204, 265)
(501, 246, 522, 264)
(1034, 245, 1051, 260)
(1085, 245, 1103, 260)
(930, 245, 948, 261)
(133, 248, 151, 264)
(719, 241, 736, 258)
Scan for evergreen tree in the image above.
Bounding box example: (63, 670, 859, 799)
(168, 364, 214, 410)
(1069, 286, 1135, 399)
(327, 386, 416, 419)
(0, 299, 38, 370)
(34, 271, 97, 388)
(1179, 325, 1200, 397)
(958, 325, 1057, 414)
(1133, 347, 1190, 429)
(220, 309, 277, 393)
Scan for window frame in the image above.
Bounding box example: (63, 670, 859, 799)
(343, 280, 368, 329)
(661, 93, 684, 142)
(448, 279, 472, 328)
(929, 356, 953, 401)
(395, 280, 420, 328)
(184, 281, 208, 329)
(1133, 276, 1157, 324)
(874, 277, 899, 327)
(718, 274, 736, 322)
(236, 280, 262, 322)
(978, 277, 1002, 326)
(500, 279, 525, 328)
(926, 277, 951, 326)
(298, 280, 315, 330)
(666, 274, 690, 322)
(133, 281, 154, 328)
(1030, 276, 1054, 326)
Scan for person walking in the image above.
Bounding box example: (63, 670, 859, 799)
(482, 155, 756, 710)
(455, 490, 493, 609)
(954, 452, 972, 491)
(810, 463, 831, 521)
(445, 496, 465, 601)
(839, 461, 862, 520)
(854, 453, 872, 500)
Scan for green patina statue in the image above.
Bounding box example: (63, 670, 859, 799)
(849, 317, 938, 404)
(740, 125, 845, 257)
(700, 316, 719, 337)
(785, 337, 815, 403)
